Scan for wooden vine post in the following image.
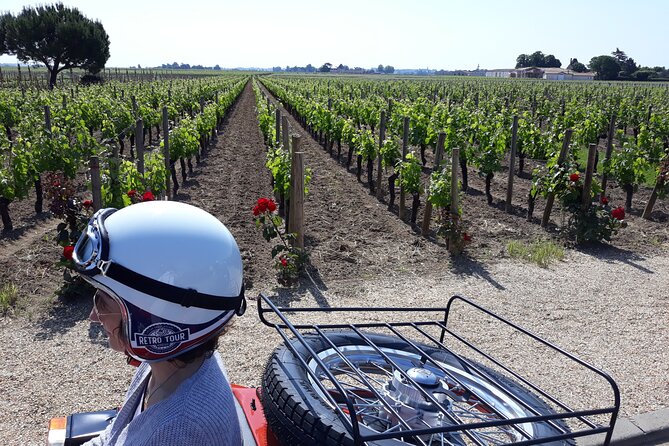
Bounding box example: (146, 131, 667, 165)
(398, 117, 410, 220)
(581, 143, 598, 212)
(505, 116, 519, 213)
(541, 129, 573, 227)
(275, 109, 281, 146)
(288, 136, 304, 249)
(282, 116, 289, 151)
(600, 114, 616, 198)
(35, 106, 52, 214)
(376, 111, 386, 199)
(279, 115, 290, 219)
(89, 156, 103, 211)
(421, 132, 446, 236)
(135, 119, 144, 179)
(448, 148, 460, 255)
(162, 107, 171, 200)
(642, 153, 669, 219)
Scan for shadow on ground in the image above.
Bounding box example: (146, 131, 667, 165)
(450, 252, 506, 290)
(576, 243, 653, 274)
(33, 278, 95, 341)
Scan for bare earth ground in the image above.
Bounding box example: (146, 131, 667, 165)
(1, 81, 668, 445)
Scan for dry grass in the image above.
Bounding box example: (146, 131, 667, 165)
(506, 239, 565, 267)
(0, 282, 19, 314)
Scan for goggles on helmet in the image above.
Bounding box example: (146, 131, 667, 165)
(73, 208, 246, 316)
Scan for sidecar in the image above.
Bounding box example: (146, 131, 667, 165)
(47, 384, 279, 446)
(48, 294, 620, 446)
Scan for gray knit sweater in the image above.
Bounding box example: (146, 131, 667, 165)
(84, 352, 242, 446)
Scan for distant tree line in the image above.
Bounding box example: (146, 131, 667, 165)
(515, 48, 669, 81)
(160, 62, 222, 70)
(588, 48, 668, 81)
(273, 63, 394, 74)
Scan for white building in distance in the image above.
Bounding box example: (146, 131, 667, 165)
(486, 67, 594, 80)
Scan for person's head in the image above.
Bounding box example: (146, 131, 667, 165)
(76, 201, 245, 363)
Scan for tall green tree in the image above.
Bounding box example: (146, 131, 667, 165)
(543, 54, 562, 68)
(610, 48, 638, 77)
(611, 47, 627, 63)
(567, 58, 588, 72)
(515, 54, 530, 68)
(515, 51, 561, 68)
(0, 14, 8, 54)
(0, 3, 110, 89)
(589, 55, 621, 80)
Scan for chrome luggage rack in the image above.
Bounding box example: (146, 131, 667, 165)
(257, 293, 620, 446)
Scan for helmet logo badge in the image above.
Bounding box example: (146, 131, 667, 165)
(134, 323, 190, 354)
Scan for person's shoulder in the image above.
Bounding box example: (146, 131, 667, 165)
(194, 352, 232, 385)
(189, 356, 235, 403)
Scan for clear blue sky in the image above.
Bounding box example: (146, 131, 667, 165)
(1, 0, 668, 70)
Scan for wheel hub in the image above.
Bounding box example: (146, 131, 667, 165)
(377, 368, 458, 437)
(407, 367, 440, 386)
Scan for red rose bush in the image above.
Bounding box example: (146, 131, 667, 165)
(252, 197, 306, 286)
(559, 171, 627, 243)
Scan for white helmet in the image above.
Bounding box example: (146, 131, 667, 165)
(73, 201, 245, 362)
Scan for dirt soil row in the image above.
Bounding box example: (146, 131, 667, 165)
(2, 80, 668, 305)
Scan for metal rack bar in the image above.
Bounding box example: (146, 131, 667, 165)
(413, 323, 573, 434)
(257, 293, 620, 445)
(385, 323, 535, 440)
(436, 323, 593, 428)
(348, 325, 488, 446)
(258, 296, 364, 443)
(443, 295, 621, 444)
(311, 325, 428, 446)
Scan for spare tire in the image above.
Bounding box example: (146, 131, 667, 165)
(261, 331, 574, 446)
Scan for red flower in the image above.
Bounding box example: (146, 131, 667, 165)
(611, 207, 625, 220)
(63, 245, 74, 260)
(127, 190, 137, 197)
(463, 233, 472, 242)
(569, 173, 580, 182)
(82, 199, 93, 208)
(254, 198, 277, 214)
(280, 257, 288, 268)
(257, 198, 269, 213)
(52, 181, 61, 188)
(142, 191, 155, 201)
(600, 196, 609, 205)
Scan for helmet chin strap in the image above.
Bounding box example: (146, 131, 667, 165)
(126, 353, 141, 367)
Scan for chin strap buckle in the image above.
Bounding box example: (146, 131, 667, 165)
(236, 297, 247, 316)
(97, 259, 111, 276)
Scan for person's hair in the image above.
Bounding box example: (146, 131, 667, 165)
(170, 318, 234, 365)
(171, 337, 219, 364)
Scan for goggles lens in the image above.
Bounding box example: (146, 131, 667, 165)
(73, 208, 116, 273)
(74, 226, 98, 269)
